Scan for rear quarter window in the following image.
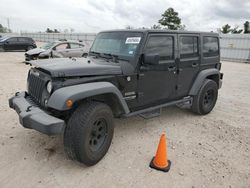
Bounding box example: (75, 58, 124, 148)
(203, 36, 219, 57)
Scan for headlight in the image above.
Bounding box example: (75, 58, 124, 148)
(46, 81, 52, 93)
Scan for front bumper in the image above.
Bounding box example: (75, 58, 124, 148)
(9, 92, 65, 135)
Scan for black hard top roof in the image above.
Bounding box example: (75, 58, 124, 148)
(99, 29, 219, 36)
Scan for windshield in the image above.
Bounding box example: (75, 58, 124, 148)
(41, 42, 57, 50)
(0, 36, 8, 42)
(90, 32, 143, 59)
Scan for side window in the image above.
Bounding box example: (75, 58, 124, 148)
(180, 36, 198, 58)
(55, 43, 68, 50)
(18, 38, 27, 42)
(203, 37, 219, 57)
(145, 36, 174, 60)
(7, 37, 18, 42)
(70, 43, 83, 49)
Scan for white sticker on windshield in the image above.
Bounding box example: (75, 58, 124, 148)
(125, 37, 141, 44)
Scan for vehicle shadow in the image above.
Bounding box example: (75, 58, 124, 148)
(19, 106, 194, 169)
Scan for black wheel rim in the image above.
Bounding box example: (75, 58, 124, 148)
(203, 89, 215, 108)
(89, 118, 108, 152)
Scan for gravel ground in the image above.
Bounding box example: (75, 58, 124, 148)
(0, 52, 249, 188)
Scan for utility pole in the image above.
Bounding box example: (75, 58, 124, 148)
(7, 18, 10, 32)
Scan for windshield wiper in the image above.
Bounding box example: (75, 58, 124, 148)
(102, 53, 119, 63)
(102, 53, 130, 63)
(89, 51, 129, 63)
(89, 51, 101, 58)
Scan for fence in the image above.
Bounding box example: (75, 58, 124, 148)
(0, 33, 20, 37)
(220, 34, 250, 63)
(20, 32, 97, 48)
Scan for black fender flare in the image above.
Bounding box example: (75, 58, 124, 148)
(189, 68, 220, 96)
(47, 82, 130, 114)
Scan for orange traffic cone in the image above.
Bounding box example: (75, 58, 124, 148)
(150, 133, 171, 172)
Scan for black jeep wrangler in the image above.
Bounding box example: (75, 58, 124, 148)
(9, 30, 223, 166)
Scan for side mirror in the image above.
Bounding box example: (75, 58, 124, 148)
(143, 54, 160, 65)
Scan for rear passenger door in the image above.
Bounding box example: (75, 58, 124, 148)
(17, 37, 28, 50)
(177, 34, 200, 98)
(68, 43, 85, 57)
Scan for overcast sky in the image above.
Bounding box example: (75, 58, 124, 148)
(0, 0, 249, 33)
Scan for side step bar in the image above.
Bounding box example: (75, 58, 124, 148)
(123, 96, 192, 118)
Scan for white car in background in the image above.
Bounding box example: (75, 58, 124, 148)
(25, 40, 90, 61)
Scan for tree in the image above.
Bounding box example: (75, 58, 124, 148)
(231, 26, 243, 34)
(70, 28, 75, 33)
(158, 8, 183, 30)
(220, 24, 232, 34)
(0, 24, 11, 33)
(179, 24, 186, 31)
(46, 28, 60, 33)
(54, 29, 60, 33)
(125, 25, 134, 29)
(46, 28, 53, 33)
(244, 21, 250, 33)
(151, 24, 162, 29)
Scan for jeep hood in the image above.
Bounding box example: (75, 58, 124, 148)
(30, 57, 122, 77)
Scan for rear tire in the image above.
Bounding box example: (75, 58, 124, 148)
(191, 79, 218, 115)
(64, 101, 114, 166)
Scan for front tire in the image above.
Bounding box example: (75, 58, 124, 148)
(191, 79, 218, 115)
(64, 101, 114, 166)
(82, 53, 88, 57)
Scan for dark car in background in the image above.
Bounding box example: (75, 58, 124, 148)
(0, 36, 36, 51)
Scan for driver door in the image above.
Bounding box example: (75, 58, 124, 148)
(52, 43, 70, 58)
(5, 37, 18, 51)
(137, 34, 178, 108)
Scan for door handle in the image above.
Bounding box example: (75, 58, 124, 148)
(168, 66, 176, 72)
(192, 63, 198, 68)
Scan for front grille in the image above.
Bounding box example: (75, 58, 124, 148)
(28, 72, 47, 104)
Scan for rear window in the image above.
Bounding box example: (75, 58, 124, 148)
(203, 37, 219, 57)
